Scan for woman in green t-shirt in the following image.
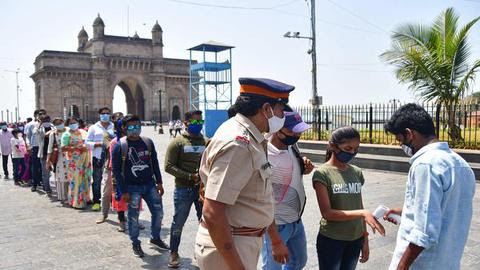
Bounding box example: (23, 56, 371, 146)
(312, 126, 385, 270)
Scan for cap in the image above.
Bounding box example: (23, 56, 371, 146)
(283, 111, 310, 133)
(239, 77, 295, 102)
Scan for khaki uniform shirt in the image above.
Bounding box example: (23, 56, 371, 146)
(200, 113, 274, 229)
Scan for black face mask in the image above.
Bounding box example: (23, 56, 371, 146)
(279, 131, 300, 146)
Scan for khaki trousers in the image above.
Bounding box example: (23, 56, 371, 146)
(194, 225, 262, 270)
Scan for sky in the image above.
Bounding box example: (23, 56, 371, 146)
(0, 0, 479, 120)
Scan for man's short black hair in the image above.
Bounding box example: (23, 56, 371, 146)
(11, 129, 19, 137)
(227, 105, 237, 119)
(122, 114, 141, 127)
(33, 110, 39, 117)
(98, 107, 111, 114)
(233, 96, 283, 117)
(26, 117, 33, 122)
(184, 110, 202, 121)
(0, 121, 6, 126)
(385, 103, 436, 137)
(40, 115, 51, 123)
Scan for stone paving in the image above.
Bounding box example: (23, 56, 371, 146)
(1, 126, 479, 270)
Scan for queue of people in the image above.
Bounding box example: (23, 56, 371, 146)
(1, 78, 476, 270)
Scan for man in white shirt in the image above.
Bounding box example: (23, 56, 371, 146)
(0, 122, 13, 179)
(86, 107, 114, 211)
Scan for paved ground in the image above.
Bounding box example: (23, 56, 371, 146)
(1, 126, 479, 270)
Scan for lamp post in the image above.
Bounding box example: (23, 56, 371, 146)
(155, 90, 165, 134)
(85, 102, 89, 123)
(283, 0, 320, 106)
(4, 68, 20, 122)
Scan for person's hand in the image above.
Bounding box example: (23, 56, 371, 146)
(271, 241, 289, 264)
(156, 184, 164, 197)
(363, 210, 385, 236)
(359, 237, 370, 263)
(122, 193, 131, 203)
(303, 157, 315, 174)
(192, 174, 201, 184)
(384, 208, 402, 225)
(46, 161, 53, 171)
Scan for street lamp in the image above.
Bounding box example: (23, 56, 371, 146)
(85, 102, 89, 123)
(4, 68, 20, 122)
(283, 0, 320, 106)
(154, 89, 165, 134)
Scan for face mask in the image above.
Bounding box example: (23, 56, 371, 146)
(19, 126, 24, 131)
(187, 124, 203, 135)
(266, 107, 285, 134)
(401, 143, 414, 157)
(69, 123, 79, 130)
(55, 124, 65, 130)
(100, 114, 110, 122)
(1, 126, 6, 130)
(335, 150, 357, 164)
(279, 131, 300, 146)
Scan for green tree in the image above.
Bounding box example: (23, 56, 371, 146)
(381, 7, 480, 142)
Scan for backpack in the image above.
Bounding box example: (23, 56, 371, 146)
(119, 136, 154, 180)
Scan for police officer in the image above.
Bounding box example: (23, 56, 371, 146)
(195, 78, 294, 270)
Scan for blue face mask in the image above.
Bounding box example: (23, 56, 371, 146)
(69, 123, 79, 130)
(335, 150, 357, 164)
(19, 126, 24, 131)
(126, 125, 141, 137)
(0, 126, 7, 130)
(187, 124, 203, 135)
(100, 114, 110, 122)
(56, 124, 65, 130)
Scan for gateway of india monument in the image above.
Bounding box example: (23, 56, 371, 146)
(31, 14, 191, 122)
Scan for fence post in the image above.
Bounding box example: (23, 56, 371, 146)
(369, 104, 373, 144)
(326, 110, 329, 131)
(435, 104, 441, 139)
(317, 108, 322, 140)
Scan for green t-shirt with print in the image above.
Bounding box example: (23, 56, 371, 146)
(312, 164, 366, 241)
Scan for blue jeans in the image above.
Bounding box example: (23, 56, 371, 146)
(126, 182, 164, 245)
(316, 233, 364, 270)
(30, 147, 42, 188)
(92, 157, 105, 204)
(39, 157, 51, 192)
(170, 187, 203, 252)
(12, 157, 25, 181)
(261, 220, 308, 270)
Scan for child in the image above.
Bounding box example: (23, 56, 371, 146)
(11, 129, 27, 185)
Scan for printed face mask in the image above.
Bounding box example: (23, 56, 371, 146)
(127, 124, 141, 137)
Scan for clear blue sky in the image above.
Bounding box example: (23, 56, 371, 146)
(0, 0, 479, 120)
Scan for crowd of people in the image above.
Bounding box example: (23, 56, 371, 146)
(0, 78, 476, 270)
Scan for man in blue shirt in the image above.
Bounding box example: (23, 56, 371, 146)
(111, 114, 169, 258)
(384, 103, 476, 270)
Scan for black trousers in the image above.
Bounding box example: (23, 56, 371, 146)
(2, 155, 10, 176)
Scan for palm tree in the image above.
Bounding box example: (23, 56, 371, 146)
(381, 7, 480, 142)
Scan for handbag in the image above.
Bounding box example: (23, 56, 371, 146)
(49, 133, 59, 166)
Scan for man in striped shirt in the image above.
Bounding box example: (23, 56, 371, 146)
(261, 110, 315, 270)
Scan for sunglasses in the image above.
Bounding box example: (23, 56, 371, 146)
(189, 119, 204, 125)
(127, 124, 141, 130)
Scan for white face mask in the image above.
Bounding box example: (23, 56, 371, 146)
(401, 144, 414, 157)
(266, 106, 285, 134)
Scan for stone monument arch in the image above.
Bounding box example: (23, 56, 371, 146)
(31, 14, 191, 122)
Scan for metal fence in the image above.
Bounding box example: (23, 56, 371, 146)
(293, 102, 480, 150)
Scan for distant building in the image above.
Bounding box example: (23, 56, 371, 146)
(31, 14, 192, 122)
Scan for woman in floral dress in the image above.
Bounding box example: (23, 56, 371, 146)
(61, 116, 92, 209)
(47, 118, 69, 202)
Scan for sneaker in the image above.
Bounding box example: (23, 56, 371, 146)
(92, 203, 101, 211)
(96, 216, 107, 224)
(31, 186, 37, 192)
(168, 252, 180, 268)
(132, 243, 145, 258)
(118, 222, 126, 232)
(150, 238, 169, 251)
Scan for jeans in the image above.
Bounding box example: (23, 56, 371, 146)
(39, 157, 51, 192)
(12, 158, 25, 181)
(261, 220, 308, 270)
(126, 182, 164, 245)
(2, 154, 10, 177)
(92, 157, 105, 204)
(170, 187, 203, 252)
(30, 147, 42, 188)
(316, 233, 364, 270)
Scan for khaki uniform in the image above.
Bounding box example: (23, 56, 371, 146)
(194, 113, 274, 270)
